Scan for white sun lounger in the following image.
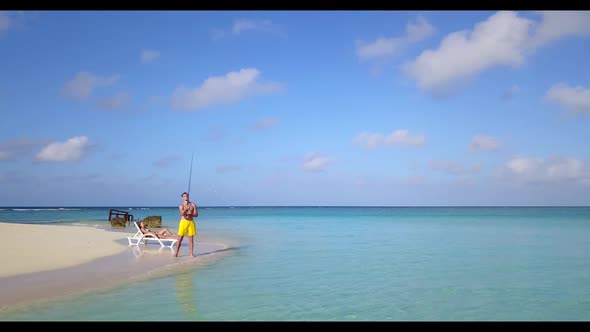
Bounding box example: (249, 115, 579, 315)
(127, 221, 178, 248)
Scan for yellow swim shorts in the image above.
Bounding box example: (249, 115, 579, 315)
(177, 219, 196, 236)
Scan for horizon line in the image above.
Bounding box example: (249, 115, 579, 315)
(2, 205, 590, 208)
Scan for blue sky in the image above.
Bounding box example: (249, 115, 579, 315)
(1, 10, 590, 206)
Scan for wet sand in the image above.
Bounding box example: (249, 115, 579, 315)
(0, 222, 233, 310)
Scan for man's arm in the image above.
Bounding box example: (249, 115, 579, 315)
(191, 202, 199, 218)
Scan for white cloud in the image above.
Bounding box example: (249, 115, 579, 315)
(406, 15, 436, 42)
(385, 130, 426, 146)
(171, 68, 282, 110)
(0, 11, 38, 34)
(253, 118, 280, 130)
(0, 11, 12, 32)
(141, 49, 160, 64)
(404, 11, 590, 94)
(35, 136, 90, 162)
(403, 11, 532, 94)
(353, 130, 426, 149)
(232, 18, 277, 35)
(501, 156, 590, 184)
(211, 18, 281, 41)
(353, 132, 384, 149)
(545, 83, 590, 114)
(430, 160, 481, 176)
(356, 15, 434, 62)
(62, 72, 119, 100)
(529, 11, 590, 48)
(96, 92, 129, 110)
(303, 152, 334, 172)
(469, 135, 499, 152)
(356, 37, 405, 62)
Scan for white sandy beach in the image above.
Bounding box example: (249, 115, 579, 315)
(0, 222, 233, 310)
(0, 222, 129, 278)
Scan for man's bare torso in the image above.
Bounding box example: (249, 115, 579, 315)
(179, 202, 197, 221)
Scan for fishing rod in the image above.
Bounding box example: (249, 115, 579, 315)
(187, 152, 194, 196)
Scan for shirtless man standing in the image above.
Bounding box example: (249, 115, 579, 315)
(175, 191, 198, 257)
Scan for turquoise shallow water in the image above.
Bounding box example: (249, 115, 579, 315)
(1, 206, 590, 321)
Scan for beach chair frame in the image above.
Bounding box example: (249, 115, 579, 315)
(127, 221, 178, 248)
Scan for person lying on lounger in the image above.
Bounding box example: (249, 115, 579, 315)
(139, 221, 175, 239)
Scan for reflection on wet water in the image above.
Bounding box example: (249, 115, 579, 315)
(175, 271, 197, 318)
(130, 245, 174, 258)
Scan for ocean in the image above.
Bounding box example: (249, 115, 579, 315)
(1, 206, 590, 321)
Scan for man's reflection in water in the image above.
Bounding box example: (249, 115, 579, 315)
(175, 271, 198, 318)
